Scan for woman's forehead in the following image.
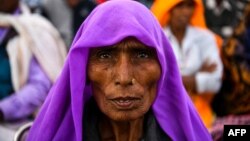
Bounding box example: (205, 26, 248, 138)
(113, 38, 148, 49)
(92, 37, 153, 50)
(90, 39, 155, 53)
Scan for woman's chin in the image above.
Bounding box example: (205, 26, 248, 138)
(106, 110, 145, 121)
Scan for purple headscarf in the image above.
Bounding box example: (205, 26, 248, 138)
(27, 0, 212, 141)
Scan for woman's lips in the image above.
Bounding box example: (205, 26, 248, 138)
(110, 97, 140, 109)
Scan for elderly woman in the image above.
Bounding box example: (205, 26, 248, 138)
(27, 1, 212, 141)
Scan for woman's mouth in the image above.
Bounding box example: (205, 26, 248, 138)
(110, 97, 141, 109)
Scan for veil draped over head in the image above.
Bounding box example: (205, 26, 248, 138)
(27, 0, 212, 141)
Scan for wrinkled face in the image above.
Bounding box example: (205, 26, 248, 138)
(169, 1, 195, 28)
(87, 38, 161, 121)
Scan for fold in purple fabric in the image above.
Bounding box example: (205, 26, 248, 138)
(27, 0, 212, 141)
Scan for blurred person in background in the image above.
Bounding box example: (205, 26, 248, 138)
(41, 0, 97, 48)
(136, 0, 154, 8)
(67, 0, 97, 35)
(96, 0, 154, 8)
(210, 3, 250, 141)
(21, 0, 43, 13)
(0, 0, 66, 125)
(202, 0, 250, 39)
(151, 0, 223, 128)
(27, 1, 212, 141)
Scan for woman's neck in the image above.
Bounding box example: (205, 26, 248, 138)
(99, 115, 144, 141)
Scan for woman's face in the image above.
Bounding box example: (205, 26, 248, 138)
(87, 38, 161, 121)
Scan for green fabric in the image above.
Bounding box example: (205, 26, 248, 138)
(0, 41, 13, 100)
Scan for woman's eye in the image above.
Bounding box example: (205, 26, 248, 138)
(98, 52, 112, 59)
(137, 52, 149, 58)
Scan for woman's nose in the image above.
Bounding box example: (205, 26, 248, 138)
(114, 54, 133, 86)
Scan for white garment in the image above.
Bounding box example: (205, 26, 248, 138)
(0, 3, 67, 91)
(164, 26, 223, 93)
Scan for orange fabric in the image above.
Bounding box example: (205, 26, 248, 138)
(215, 34, 223, 52)
(151, 0, 206, 28)
(151, 0, 219, 128)
(191, 94, 214, 128)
